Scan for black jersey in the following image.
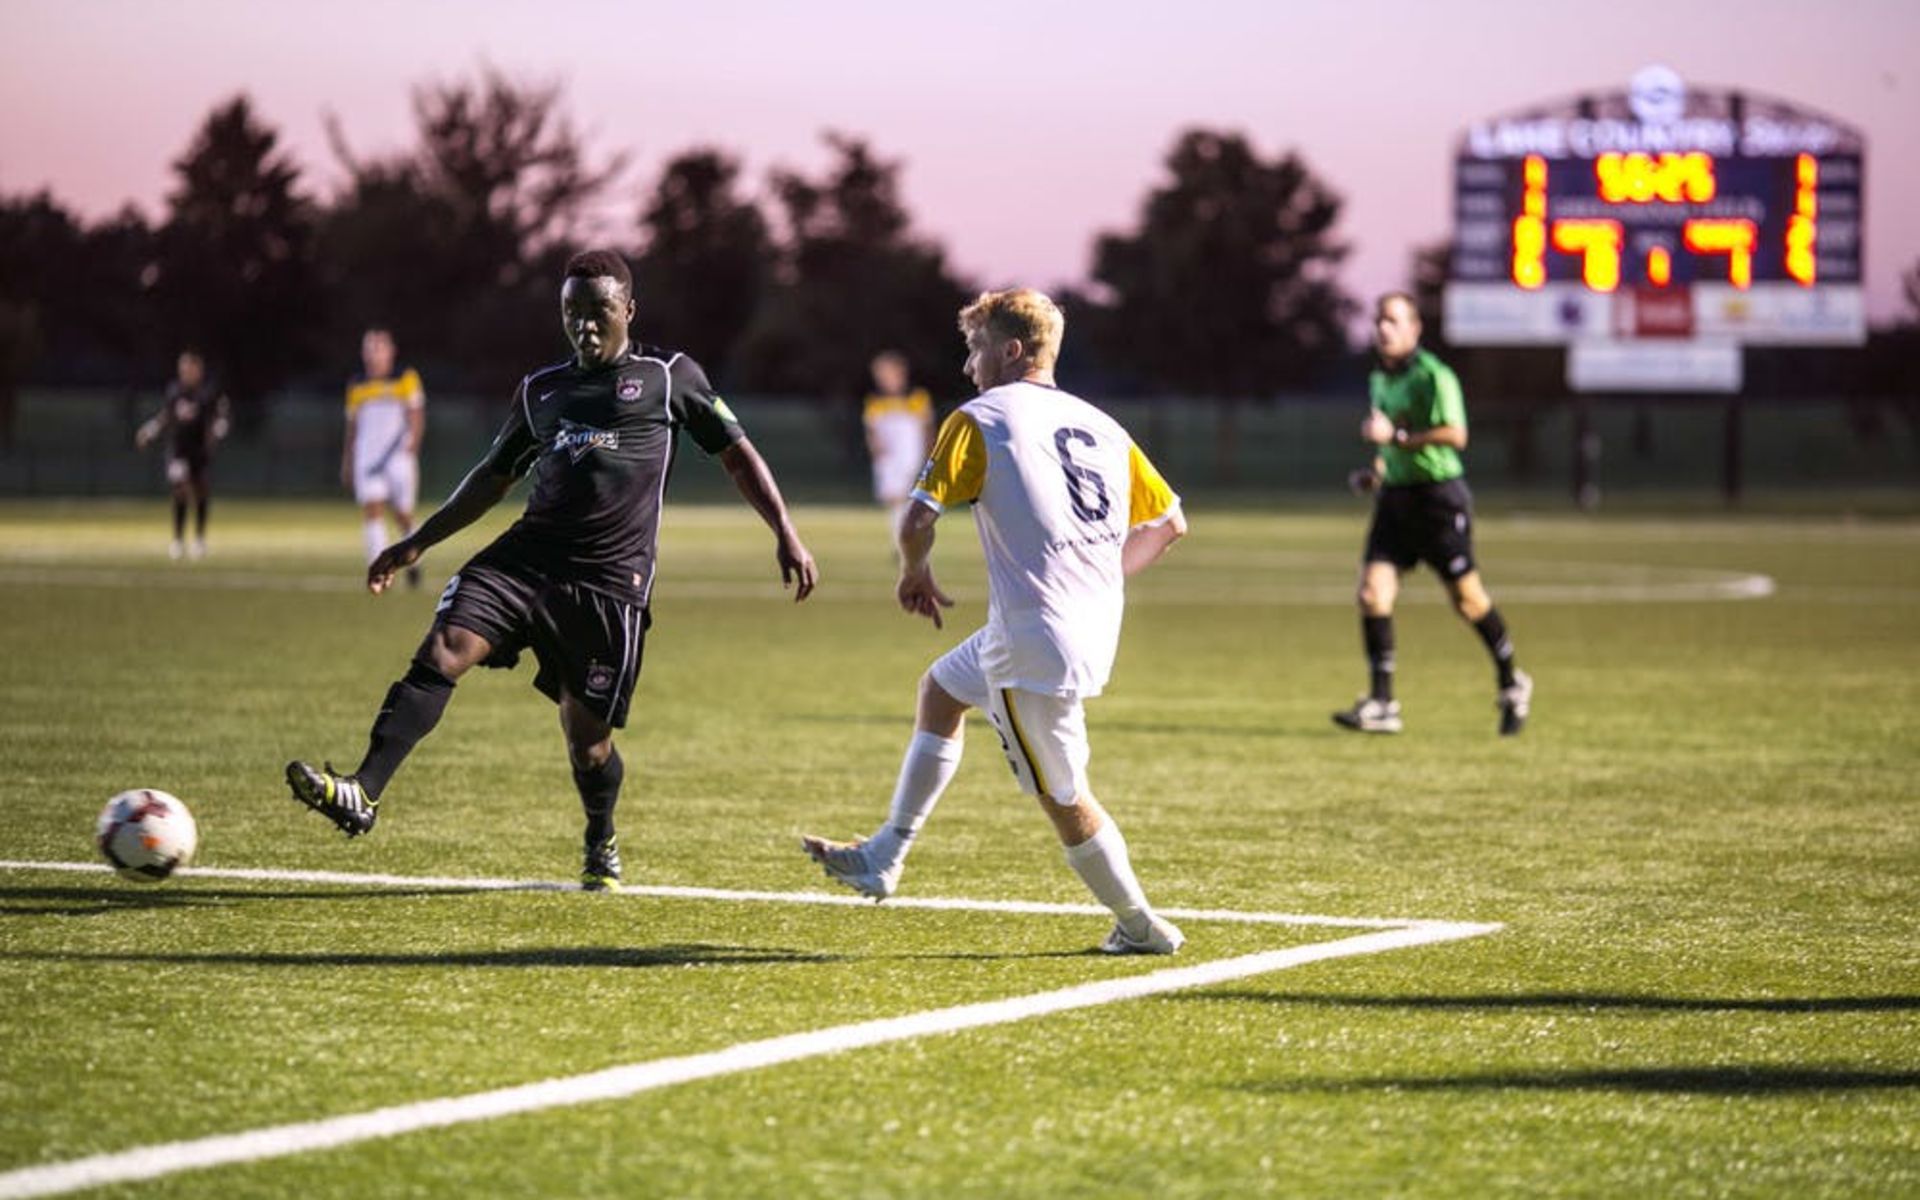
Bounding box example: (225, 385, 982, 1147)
(478, 346, 744, 605)
(158, 383, 229, 460)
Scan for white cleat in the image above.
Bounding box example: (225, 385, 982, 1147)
(188, 539, 207, 561)
(1498, 669, 1533, 736)
(168, 538, 185, 561)
(1100, 914, 1185, 956)
(1332, 696, 1403, 734)
(800, 835, 899, 901)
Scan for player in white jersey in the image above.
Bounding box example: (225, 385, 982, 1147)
(803, 289, 1190, 954)
(862, 350, 934, 539)
(343, 328, 426, 583)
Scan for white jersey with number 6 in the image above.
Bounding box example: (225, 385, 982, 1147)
(910, 380, 1180, 698)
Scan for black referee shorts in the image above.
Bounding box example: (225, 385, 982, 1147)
(1362, 478, 1478, 581)
(432, 553, 651, 728)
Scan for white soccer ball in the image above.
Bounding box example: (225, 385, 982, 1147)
(96, 789, 198, 883)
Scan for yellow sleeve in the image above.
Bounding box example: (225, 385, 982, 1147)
(912, 410, 986, 509)
(402, 368, 425, 408)
(1127, 441, 1179, 527)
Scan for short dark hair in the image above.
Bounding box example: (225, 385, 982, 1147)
(564, 249, 633, 293)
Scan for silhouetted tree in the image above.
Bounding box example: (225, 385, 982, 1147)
(1091, 130, 1354, 397)
(631, 149, 769, 378)
(732, 134, 971, 405)
(151, 96, 320, 423)
(324, 69, 625, 393)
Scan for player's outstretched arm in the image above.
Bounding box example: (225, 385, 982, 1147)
(367, 463, 513, 595)
(1122, 506, 1188, 578)
(895, 501, 954, 627)
(718, 438, 817, 602)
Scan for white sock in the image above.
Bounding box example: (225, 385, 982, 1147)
(864, 730, 962, 870)
(363, 518, 386, 564)
(1064, 819, 1151, 938)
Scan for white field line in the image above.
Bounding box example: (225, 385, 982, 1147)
(0, 860, 1501, 1200)
(0, 563, 1778, 605)
(0, 860, 1448, 930)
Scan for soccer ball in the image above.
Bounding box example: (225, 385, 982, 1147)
(96, 789, 198, 883)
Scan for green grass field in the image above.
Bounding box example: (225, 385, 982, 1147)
(1, 498, 1915, 1198)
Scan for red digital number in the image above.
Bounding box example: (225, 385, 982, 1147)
(1683, 219, 1758, 289)
(1785, 154, 1817, 286)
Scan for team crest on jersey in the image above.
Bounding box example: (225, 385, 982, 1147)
(553, 418, 619, 463)
(616, 377, 643, 402)
(584, 661, 614, 696)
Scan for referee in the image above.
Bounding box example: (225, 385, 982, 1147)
(1334, 292, 1532, 736)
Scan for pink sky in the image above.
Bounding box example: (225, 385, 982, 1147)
(4, 0, 1916, 327)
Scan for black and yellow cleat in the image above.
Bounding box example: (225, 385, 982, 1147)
(582, 834, 622, 892)
(284, 760, 379, 838)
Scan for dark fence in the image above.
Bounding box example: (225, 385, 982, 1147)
(2, 388, 1914, 507)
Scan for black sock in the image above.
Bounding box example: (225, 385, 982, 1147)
(172, 498, 187, 541)
(574, 747, 624, 845)
(1363, 614, 1395, 702)
(194, 495, 208, 539)
(354, 660, 456, 800)
(1473, 608, 1518, 688)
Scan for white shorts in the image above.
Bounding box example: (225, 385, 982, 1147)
(354, 454, 418, 511)
(871, 454, 922, 504)
(929, 628, 1090, 805)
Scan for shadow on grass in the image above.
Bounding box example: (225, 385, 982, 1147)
(1178, 990, 1920, 1014)
(0, 943, 840, 969)
(0, 884, 532, 917)
(1237, 1066, 1920, 1096)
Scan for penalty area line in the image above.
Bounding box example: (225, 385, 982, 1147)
(0, 918, 1499, 1200)
(0, 860, 1443, 929)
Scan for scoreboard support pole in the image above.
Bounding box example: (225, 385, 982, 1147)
(1722, 396, 1744, 506)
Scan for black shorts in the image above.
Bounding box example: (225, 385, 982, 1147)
(433, 553, 651, 728)
(166, 454, 210, 488)
(1363, 478, 1477, 580)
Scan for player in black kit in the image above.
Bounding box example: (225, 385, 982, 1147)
(285, 250, 819, 889)
(135, 349, 230, 560)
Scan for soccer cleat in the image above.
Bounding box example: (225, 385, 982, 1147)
(1332, 696, 1403, 734)
(284, 760, 378, 837)
(1100, 914, 1185, 956)
(189, 539, 207, 561)
(582, 834, 622, 892)
(800, 835, 899, 901)
(168, 539, 185, 561)
(405, 565, 423, 591)
(1498, 669, 1534, 736)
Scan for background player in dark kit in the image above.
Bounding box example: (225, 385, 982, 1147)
(287, 250, 819, 889)
(135, 349, 230, 560)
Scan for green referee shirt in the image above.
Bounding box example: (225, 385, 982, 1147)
(1369, 347, 1467, 486)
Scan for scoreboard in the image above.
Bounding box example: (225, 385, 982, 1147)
(1445, 67, 1865, 350)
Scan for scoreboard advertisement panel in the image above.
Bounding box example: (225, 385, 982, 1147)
(1444, 67, 1865, 351)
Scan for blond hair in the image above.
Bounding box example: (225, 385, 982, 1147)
(957, 289, 1065, 372)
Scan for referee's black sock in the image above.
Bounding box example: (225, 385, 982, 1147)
(171, 498, 187, 542)
(1473, 608, 1518, 689)
(354, 660, 456, 801)
(194, 495, 209, 540)
(573, 747, 624, 846)
(1363, 614, 1395, 702)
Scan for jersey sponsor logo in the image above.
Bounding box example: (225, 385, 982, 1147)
(616, 377, 643, 402)
(553, 418, 619, 463)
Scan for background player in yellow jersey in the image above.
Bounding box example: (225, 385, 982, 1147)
(1336, 292, 1532, 736)
(804, 289, 1189, 954)
(344, 327, 426, 586)
(862, 349, 934, 537)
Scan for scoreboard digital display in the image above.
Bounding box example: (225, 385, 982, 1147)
(1445, 68, 1865, 348)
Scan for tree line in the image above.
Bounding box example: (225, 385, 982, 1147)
(0, 70, 1355, 440)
